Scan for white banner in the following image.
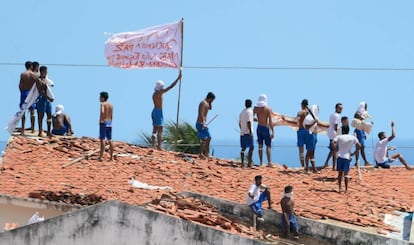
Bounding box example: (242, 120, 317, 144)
(105, 20, 182, 69)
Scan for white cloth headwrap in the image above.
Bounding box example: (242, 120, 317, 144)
(55, 104, 64, 115)
(154, 80, 164, 91)
(255, 94, 267, 107)
(356, 101, 372, 119)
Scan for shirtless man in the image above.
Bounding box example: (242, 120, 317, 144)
(196, 92, 215, 159)
(253, 94, 274, 167)
(52, 105, 73, 136)
(36, 66, 53, 137)
(31, 61, 39, 74)
(18, 61, 37, 134)
(151, 70, 182, 150)
(280, 185, 299, 239)
(296, 99, 309, 167)
(98, 92, 113, 161)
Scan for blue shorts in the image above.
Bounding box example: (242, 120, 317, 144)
(305, 133, 317, 151)
(196, 122, 211, 139)
(337, 157, 351, 173)
(297, 128, 307, 147)
(354, 129, 365, 147)
(20, 90, 35, 110)
(240, 134, 254, 150)
(249, 191, 269, 216)
(99, 122, 112, 140)
(36, 96, 52, 114)
(52, 124, 68, 136)
(257, 125, 271, 147)
(376, 158, 392, 169)
(281, 213, 299, 232)
(151, 108, 163, 126)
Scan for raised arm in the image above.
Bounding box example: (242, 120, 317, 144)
(388, 121, 396, 142)
(163, 69, 182, 93)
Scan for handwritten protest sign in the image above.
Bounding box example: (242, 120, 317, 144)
(105, 20, 182, 69)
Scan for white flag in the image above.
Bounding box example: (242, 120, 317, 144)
(105, 20, 182, 69)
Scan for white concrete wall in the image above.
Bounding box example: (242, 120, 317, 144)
(0, 201, 267, 245)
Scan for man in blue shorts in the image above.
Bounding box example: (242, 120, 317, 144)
(18, 61, 37, 135)
(52, 105, 74, 136)
(296, 99, 309, 168)
(151, 70, 182, 150)
(196, 92, 215, 159)
(36, 66, 54, 137)
(239, 99, 254, 167)
(281, 185, 299, 239)
(98, 92, 113, 161)
(332, 129, 361, 193)
(253, 94, 274, 167)
(303, 105, 320, 173)
(374, 121, 412, 170)
(246, 175, 272, 222)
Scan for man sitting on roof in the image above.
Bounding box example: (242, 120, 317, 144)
(51, 105, 74, 136)
(374, 121, 411, 170)
(246, 175, 272, 222)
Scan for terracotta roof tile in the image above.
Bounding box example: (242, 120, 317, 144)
(1, 135, 414, 234)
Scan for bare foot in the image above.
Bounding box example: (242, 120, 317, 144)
(97, 158, 102, 162)
(323, 162, 329, 168)
(38, 132, 46, 137)
(364, 162, 372, 166)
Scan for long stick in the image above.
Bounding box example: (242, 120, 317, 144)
(174, 18, 184, 152)
(206, 114, 219, 126)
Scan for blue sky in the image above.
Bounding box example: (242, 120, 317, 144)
(1, 0, 414, 147)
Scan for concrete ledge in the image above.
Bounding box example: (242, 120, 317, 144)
(0, 200, 274, 245)
(179, 191, 414, 245)
(0, 193, 78, 212)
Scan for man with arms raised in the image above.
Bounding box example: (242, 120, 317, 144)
(151, 70, 182, 150)
(196, 92, 215, 159)
(253, 94, 274, 167)
(374, 121, 412, 170)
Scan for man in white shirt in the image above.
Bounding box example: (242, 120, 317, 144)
(324, 103, 343, 170)
(246, 175, 272, 222)
(374, 121, 412, 170)
(239, 99, 254, 167)
(332, 129, 361, 193)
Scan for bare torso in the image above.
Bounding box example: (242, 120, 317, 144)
(197, 100, 210, 124)
(297, 109, 308, 129)
(253, 106, 272, 127)
(100, 102, 113, 123)
(19, 70, 37, 91)
(52, 114, 65, 130)
(280, 197, 295, 215)
(152, 91, 163, 109)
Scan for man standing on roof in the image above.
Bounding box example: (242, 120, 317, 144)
(374, 121, 412, 170)
(303, 104, 320, 173)
(324, 103, 343, 170)
(36, 66, 54, 137)
(196, 92, 216, 159)
(353, 101, 372, 167)
(239, 99, 254, 167)
(151, 69, 182, 150)
(253, 94, 274, 167)
(98, 91, 113, 161)
(332, 125, 361, 193)
(296, 99, 309, 168)
(246, 175, 272, 222)
(18, 61, 37, 135)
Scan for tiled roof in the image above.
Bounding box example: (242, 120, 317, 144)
(1, 135, 413, 234)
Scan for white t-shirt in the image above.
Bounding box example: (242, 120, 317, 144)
(239, 108, 253, 135)
(375, 138, 389, 163)
(333, 134, 359, 160)
(246, 183, 261, 205)
(328, 112, 340, 139)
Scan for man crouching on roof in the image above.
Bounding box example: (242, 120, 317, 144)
(246, 175, 272, 222)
